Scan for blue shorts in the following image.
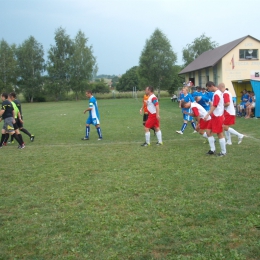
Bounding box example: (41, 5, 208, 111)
(182, 109, 193, 121)
(86, 117, 100, 126)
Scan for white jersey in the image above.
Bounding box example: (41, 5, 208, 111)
(191, 102, 211, 121)
(147, 94, 158, 114)
(223, 90, 235, 116)
(213, 89, 224, 116)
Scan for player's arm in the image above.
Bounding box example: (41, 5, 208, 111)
(0, 108, 4, 117)
(223, 93, 230, 107)
(155, 103, 160, 120)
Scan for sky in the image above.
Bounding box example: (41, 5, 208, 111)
(1, 0, 259, 76)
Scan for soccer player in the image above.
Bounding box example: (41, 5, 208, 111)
(82, 90, 102, 140)
(218, 83, 244, 145)
(140, 93, 155, 134)
(204, 81, 226, 156)
(3, 94, 25, 146)
(9, 92, 35, 142)
(176, 86, 196, 134)
(0, 93, 25, 149)
(181, 101, 214, 151)
(141, 86, 162, 146)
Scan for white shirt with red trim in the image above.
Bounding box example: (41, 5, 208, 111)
(212, 89, 224, 116)
(147, 94, 158, 114)
(191, 102, 211, 121)
(223, 90, 235, 116)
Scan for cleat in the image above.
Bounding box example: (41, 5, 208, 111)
(81, 137, 89, 140)
(192, 130, 197, 133)
(98, 138, 102, 141)
(0, 146, 2, 149)
(176, 130, 183, 135)
(156, 142, 163, 145)
(226, 141, 232, 145)
(217, 152, 226, 157)
(203, 139, 208, 144)
(141, 142, 150, 147)
(30, 135, 35, 142)
(18, 144, 25, 149)
(238, 135, 244, 144)
(206, 150, 215, 155)
(3, 142, 7, 146)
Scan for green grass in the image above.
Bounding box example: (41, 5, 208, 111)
(0, 98, 260, 259)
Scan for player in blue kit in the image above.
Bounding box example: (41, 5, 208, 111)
(176, 86, 197, 134)
(81, 90, 102, 141)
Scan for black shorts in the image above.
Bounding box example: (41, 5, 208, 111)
(16, 118, 23, 128)
(143, 113, 149, 122)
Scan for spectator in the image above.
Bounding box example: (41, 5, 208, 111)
(237, 89, 249, 116)
(245, 91, 256, 119)
(171, 94, 177, 102)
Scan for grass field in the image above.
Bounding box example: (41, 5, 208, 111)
(0, 98, 260, 260)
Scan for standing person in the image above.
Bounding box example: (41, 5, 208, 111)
(204, 81, 226, 156)
(141, 86, 162, 146)
(82, 90, 102, 141)
(3, 94, 25, 146)
(140, 93, 155, 134)
(218, 83, 244, 145)
(9, 92, 35, 142)
(176, 86, 197, 134)
(0, 93, 25, 149)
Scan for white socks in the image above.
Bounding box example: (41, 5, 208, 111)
(219, 138, 226, 154)
(145, 132, 150, 144)
(208, 136, 215, 151)
(156, 130, 162, 143)
(228, 127, 241, 137)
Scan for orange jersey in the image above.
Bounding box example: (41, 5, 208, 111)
(143, 94, 149, 113)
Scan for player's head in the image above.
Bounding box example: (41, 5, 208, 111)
(182, 86, 189, 94)
(86, 90, 92, 98)
(145, 86, 154, 95)
(218, 83, 226, 93)
(9, 92, 17, 99)
(1, 93, 8, 100)
(181, 101, 191, 108)
(206, 81, 215, 92)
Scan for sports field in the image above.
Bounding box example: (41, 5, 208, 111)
(1, 98, 260, 259)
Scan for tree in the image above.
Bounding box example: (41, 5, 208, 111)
(47, 27, 74, 100)
(69, 30, 96, 100)
(0, 40, 17, 93)
(116, 66, 139, 92)
(16, 36, 45, 102)
(138, 29, 177, 99)
(182, 33, 218, 67)
(167, 65, 185, 95)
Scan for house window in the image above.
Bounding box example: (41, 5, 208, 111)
(205, 68, 209, 82)
(198, 70, 202, 87)
(213, 65, 218, 85)
(239, 49, 258, 60)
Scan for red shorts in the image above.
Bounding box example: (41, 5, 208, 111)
(223, 112, 235, 125)
(199, 118, 211, 130)
(208, 114, 224, 133)
(145, 114, 160, 129)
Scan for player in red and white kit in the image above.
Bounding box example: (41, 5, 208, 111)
(141, 86, 163, 146)
(204, 81, 226, 156)
(218, 83, 244, 145)
(181, 101, 215, 152)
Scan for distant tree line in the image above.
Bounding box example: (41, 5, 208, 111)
(0, 26, 217, 101)
(0, 27, 109, 102)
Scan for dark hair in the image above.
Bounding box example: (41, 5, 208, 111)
(9, 92, 16, 98)
(86, 90, 92, 94)
(1, 93, 8, 99)
(206, 81, 215, 87)
(147, 86, 154, 92)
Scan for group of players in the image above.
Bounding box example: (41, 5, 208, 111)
(140, 82, 244, 156)
(0, 92, 34, 149)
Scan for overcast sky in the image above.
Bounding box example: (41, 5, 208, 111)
(1, 0, 259, 75)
